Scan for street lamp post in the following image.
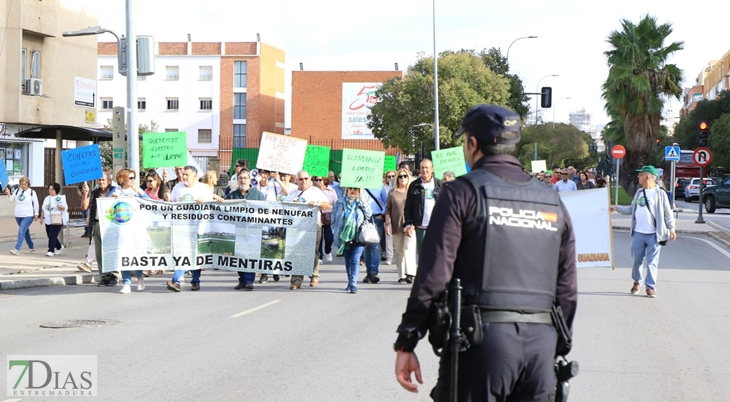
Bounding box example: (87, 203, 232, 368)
(535, 74, 558, 125)
(431, 0, 440, 150)
(62, 0, 140, 173)
(553, 97, 571, 129)
(506, 36, 537, 63)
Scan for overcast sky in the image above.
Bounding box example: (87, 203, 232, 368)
(87, 0, 729, 129)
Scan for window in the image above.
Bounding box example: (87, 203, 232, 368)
(101, 98, 113, 110)
(138, 98, 146, 111)
(234, 61, 247, 88)
(198, 129, 212, 143)
(31, 50, 41, 78)
(199, 66, 212, 80)
(233, 124, 246, 148)
(165, 128, 178, 132)
(100, 66, 114, 80)
(234, 93, 246, 119)
(21, 48, 27, 87)
(166, 98, 179, 111)
(166, 66, 179, 80)
(200, 98, 212, 111)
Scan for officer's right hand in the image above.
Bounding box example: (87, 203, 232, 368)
(395, 351, 423, 393)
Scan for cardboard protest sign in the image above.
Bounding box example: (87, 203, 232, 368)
(143, 132, 187, 168)
(431, 147, 467, 178)
(531, 160, 547, 174)
(339, 148, 385, 189)
(302, 145, 330, 177)
(60, 144, 103, 185)
(558, 188, 614, 268)
(0, 158, 8, 190)
(384, 155, 397, 172)
(257, 132, 307, 174)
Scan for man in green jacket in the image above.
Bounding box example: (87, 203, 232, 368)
(225, 170, 265, 289)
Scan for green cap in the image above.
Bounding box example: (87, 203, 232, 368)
(636, 165, 658, 176)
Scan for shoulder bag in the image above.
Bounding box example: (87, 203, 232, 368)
(358, 217, 380, 244)
(50, 197, 63, 226)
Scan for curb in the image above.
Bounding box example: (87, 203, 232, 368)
(611, 226, 718, 235)
(0, 273, 99, 290)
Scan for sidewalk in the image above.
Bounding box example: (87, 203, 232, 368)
(2, 216, 729, 291)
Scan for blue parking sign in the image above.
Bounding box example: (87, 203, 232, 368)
(665, 146, 680, 161)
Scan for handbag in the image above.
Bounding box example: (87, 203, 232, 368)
(51, 214, 63, 226)
(358, 217, 381, 244)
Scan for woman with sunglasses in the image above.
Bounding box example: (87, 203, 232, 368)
(385, 168, 417, 283)
(144, 170, 165, 200)
(312, 176, 339, 264)
(109, 168, 150, 294)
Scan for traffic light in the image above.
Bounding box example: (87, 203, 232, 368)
(540, 87, 552, 108)
(656, 138, 661, 147)
(698, 121, 709, 147)
(605, 153, 612, 165)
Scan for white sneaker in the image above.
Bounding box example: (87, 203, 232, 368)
(318, 259, 323, 265)
(325, 253, 332, 263)
(46, 251, 54, 257)
(27, 249, 36, 254)
(119, 284, 131, 294)
(137, 277, 145, 292)
(77, 262, 92, 273)
(54, 245, 64, 255)
(9, 249, 19, 255)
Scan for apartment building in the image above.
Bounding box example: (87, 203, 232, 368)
(96, 40, 285, 172)
(0, 0, 98, 186)
(704, 53, 729, 101)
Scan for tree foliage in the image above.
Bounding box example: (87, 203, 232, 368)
(517, 123, 593, 169)
(369, 52, 511, 154)
(673, 91, 730, 168)
(478, 48, 531, 119)
(601, 15, 684, 194)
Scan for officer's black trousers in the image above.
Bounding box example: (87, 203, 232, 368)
(431, 322, 558, 402)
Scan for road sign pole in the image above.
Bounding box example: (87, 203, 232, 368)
(696, 166, 705, 224)
(670, 160, 676, 209)
(614, 159, 619, 206)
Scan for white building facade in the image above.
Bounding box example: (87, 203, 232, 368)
(96, 47, 221, 172)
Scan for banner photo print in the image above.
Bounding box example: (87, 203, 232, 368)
(97, 198, 318, 275)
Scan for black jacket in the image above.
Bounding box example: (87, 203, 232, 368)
(403, 176, 443, 228)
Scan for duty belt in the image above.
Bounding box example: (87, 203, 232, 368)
(480, 311, 553, 324)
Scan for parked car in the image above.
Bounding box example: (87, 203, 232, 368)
(702, 176, 730, 213)
(684, 177, 718, 202)
(674, 177, 691, 199)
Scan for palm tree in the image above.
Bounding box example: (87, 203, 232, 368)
(602, 15, 683, 194)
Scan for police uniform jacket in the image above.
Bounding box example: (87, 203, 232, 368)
(395, 154, 578, 350)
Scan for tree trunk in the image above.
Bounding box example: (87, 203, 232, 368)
(623, 113, 659, 196)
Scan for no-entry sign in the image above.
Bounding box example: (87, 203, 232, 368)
(611, 145, 626, 159)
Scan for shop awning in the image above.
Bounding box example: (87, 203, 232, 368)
(14, 125, 113, 141)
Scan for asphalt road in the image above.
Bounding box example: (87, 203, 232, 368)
(2, 230, 730, 402)
(674, 198, 730, 233)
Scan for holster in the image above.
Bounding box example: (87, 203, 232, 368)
(460, 305, 483, 347)
(428, 291, 451, 356)
(551, 302, 572, 356)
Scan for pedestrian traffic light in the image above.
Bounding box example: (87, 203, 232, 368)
(540, 87, 552, 108)
(698, 121, 709, 147)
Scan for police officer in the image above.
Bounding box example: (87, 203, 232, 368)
(393, 104, 578, 401)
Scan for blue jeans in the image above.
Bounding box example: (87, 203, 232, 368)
(631, 232, 662, 289)
(15, 216, 35, 251)
(122, 270, 143, 285)
(237, 272, 255, 285)
(172, 269, 202, 284)
(363, 218, 385, 276)
(318, 225, 334, 259)
(343, 243, 366, 291)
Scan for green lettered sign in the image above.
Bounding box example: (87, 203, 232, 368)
(302, 145, 330, 177)
(143, 132, 187, 168)
(384, 155, 397, 172)
(431, 146, 467, 179)
(340, 148, 385, 189)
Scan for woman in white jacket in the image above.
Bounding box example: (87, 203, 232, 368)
(5, 176, 39, 255)
(38, 182, 68, 257)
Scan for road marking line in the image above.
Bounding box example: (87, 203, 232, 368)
(2, 399, 23, 402)
(230, 300, 281, 318)
(684, 235, 730, 260)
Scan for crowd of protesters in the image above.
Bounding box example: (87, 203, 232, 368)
(530, 165, 604, 192)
